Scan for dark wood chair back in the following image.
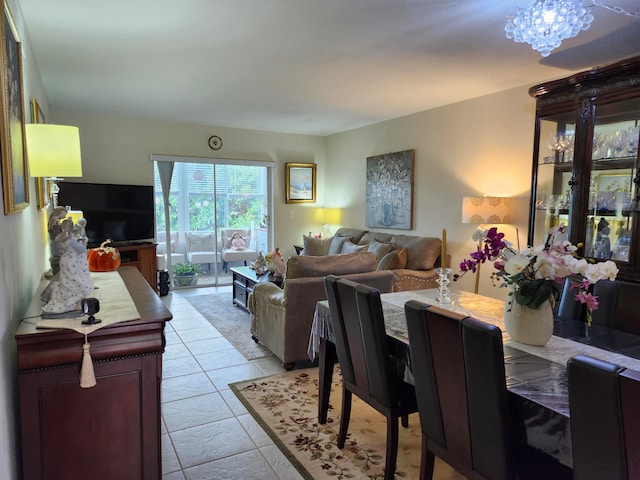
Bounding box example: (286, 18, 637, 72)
(591, 280, 640, 335)
(404, 300, 514, 480)
(557, 277, 587, 321)
(568, 354, 640, 479)
(324, 275, 417, 480)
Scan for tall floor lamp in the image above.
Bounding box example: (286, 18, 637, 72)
(461, 196, 510, 293)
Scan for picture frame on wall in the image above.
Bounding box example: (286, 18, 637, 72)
(285, 163, 316, 204)
(365, 149, 415, 230)
(31, 97, 50, 210)
(1, 2, 29, 215)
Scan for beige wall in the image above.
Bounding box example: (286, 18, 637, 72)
(52, 109, 328, 260)
(0, 1, 50, 478)
(326, 85, 536, 297)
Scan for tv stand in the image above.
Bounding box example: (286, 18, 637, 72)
(116, 243, 157, 292)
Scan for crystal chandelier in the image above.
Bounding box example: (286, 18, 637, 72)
(505, 0, 594, 57)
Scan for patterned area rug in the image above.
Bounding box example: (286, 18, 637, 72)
(185, 293, 272, 360)
(230, 366, 465, 480)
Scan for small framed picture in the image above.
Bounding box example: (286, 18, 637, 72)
(285, 163, 316, 204)
(31, 97, 49, 210)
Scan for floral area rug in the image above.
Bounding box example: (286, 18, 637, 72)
(230, 366, 465, 480)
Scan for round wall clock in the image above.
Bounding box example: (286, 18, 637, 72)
(208, 135, 223, 150)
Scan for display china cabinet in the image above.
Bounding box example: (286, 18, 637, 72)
(528, 55, 640, 282)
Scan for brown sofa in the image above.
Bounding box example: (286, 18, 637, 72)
(248, 251, 394, 368)
(301, 227, 446, 291)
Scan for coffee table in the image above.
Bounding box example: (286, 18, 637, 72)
(231, 266, 282, 311)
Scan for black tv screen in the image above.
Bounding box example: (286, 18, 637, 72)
(57, 181, 155, 247)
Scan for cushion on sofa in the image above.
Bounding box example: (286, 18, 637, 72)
(334, 228, 368, 244)
(328, 235, 348, 255)
(285, 251, 377, 279)
(367, 239, 395, 261)
(377, 247, 408, 270)
(341, 240, 367, 254)
(360, 231, 394, 245)
(390, 235, 441, 270)
(303, 235, 333, 256)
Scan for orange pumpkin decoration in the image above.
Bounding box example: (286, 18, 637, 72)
(88, 240, 121, 272)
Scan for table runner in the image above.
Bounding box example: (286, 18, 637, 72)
(36, 271, 141, 387)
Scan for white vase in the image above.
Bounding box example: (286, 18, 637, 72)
(503, 298, 554, 346)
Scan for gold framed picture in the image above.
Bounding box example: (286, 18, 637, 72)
(285, 163, 316, 204)
(1, 2, 29, 215)
(31, 97, 49, 210)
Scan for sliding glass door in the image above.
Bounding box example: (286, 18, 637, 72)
(154, 156, 272, 288)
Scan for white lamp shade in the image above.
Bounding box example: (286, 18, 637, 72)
(462, 196, 510, 224)
(26, 124, 82, 177)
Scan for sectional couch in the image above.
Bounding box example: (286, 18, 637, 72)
(301, 227, 446, 291)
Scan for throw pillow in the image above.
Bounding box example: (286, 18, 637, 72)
(340, 240, 367, 254)
(328, 235, 348, 255)
(377, 247, 408, 270)
(367, 239, 394, 261)
(303, 235, 333, 256)
(390, 235, 441, 270)
(187, 232, 214, 252)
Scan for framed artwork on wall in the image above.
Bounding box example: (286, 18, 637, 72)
(286, 163, 316, 204)
(1, 2, 29, 215)
(31, 97, 50, 210)
(365, 149, 415, 230)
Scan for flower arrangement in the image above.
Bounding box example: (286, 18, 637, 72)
(456, 225, 618, 323)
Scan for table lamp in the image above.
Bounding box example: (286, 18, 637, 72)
(26, 124, 83, 275)
(462, 196, 510, 293)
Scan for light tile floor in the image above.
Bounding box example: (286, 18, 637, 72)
(160, 285, 304, 480)
(160, 285, 464, 480)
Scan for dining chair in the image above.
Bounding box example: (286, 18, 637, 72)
(556, 277, 587, 321)
(404, 300, 571, 480)
(590, 280, 640, 335)
(567, 354, 640, 480)
(324, 275, 418, 480)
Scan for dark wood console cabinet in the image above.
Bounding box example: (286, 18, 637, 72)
(15, 267, 172, 480)
(116, 243, 158, 292)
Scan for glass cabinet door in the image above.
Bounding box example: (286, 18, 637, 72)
(531, 112, 576, 248)
(587, 98, 640, 263)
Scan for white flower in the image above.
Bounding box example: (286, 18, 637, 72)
(595, 260, 619, 281)
(503, 254, 530, 276)
(472, 228, 487, 242)
(571, 260, 617, 284)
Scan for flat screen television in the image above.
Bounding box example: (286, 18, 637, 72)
(57, 181, 155, 247)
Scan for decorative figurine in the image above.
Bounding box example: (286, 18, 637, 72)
(231, 232, 247, 250)
(594, 217, 611, 260)
(251, 251, 268, 275)
(41, 217, 96, 314)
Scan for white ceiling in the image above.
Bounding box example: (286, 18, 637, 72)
(17, 0, 640, 136)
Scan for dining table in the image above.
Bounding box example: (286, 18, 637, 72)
(308, 288, 640, 468)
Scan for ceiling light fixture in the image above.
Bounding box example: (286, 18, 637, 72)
(506, 0, 640, 57)
(505, 0, 594, 57)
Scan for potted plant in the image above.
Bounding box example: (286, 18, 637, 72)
(171, 262, 203, 287)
